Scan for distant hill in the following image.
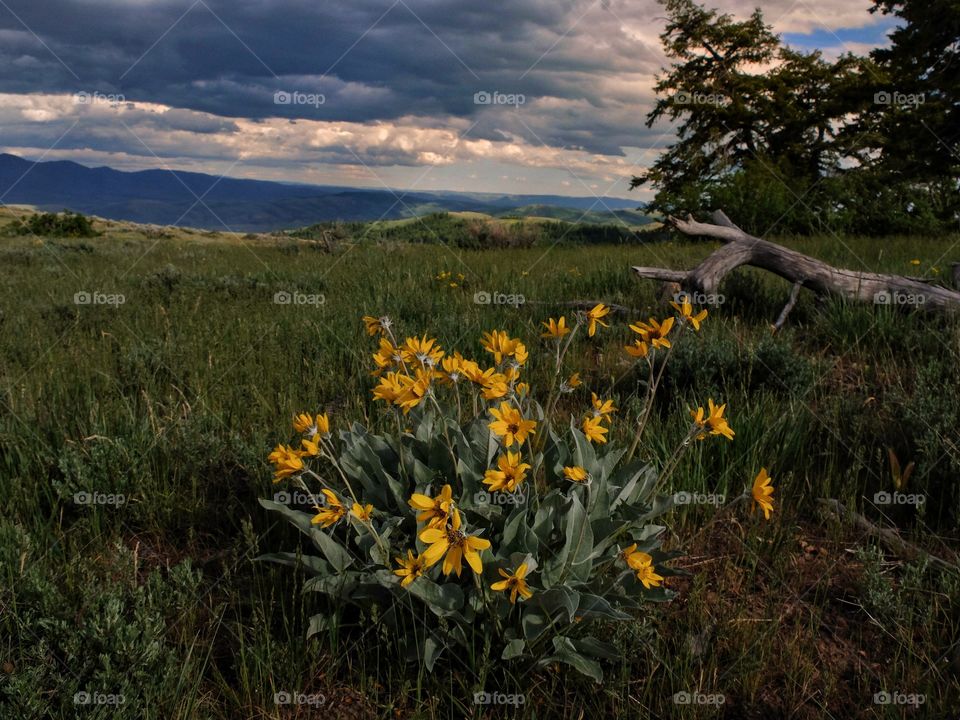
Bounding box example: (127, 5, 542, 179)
(0, 153, 646, 232)
(495, 204, 653, 227)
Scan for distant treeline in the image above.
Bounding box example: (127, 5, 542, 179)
(288, 213, 659, 247)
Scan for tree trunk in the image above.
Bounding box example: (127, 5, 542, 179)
(631, 211, 960, 313)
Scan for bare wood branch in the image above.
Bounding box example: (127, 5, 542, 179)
(773, 281, 804, 333)
(630, 211, 960, 314)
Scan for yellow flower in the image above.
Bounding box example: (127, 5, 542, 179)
(585, 303, 611, 337)
(300, 436, 321, 457)
(293, 412, 330, 438)
(440, 352, 470, 383)
(401, 335, 444, 367)
(563, 466, 589, 483)
(590, 392, 617, 423)
(362, 315, 387, 336)
(483, 452, 531, 493)
(372, 371, 407, 404)
(581, 415, 608, 444)
(311, 489, 346, 528)
(621, 544, 664, 589)
(516, 382, 529, 396)
(752, 468, 775, 520)
(910, 259, 921, 266)
(372, 337, 403, 375)
(473, 367, 509, 400)
(566, 372, 582, 388)
(408, 484, 455, 528)
(630, 317, 674, 349)
(480, 330, 523, 364)
(268, 444, 304, 483)
(491, 562, 534, 604)
(670, 299, 709, 331)
(393, 550, 427, 588)
(541, 316, 571, 339)
(394, 368, 435, 413)
(690, 398, 735, 440)
(488, 402, 537, 447)
(624, 339, 649, 358)
(419, 510, 491, 576)
(513, 342, 528, 366)
(351, 502, 374, 521)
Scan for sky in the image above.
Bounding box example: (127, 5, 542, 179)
(0, 0, 897, 201)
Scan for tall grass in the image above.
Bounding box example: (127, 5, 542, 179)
(1, 220, 958, 717)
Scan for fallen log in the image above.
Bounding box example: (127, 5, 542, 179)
(632, 210, 960, 314)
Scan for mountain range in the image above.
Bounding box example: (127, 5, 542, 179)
(0, 153, 647, 232)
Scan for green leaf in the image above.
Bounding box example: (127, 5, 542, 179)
(576, 593, 632, 621)
(406, 577, 464, 617)
(521, 608, 550, 642)
(306, 614, 329, 639)
(574, 636, 619, 660)
(423, 635, 443, 672)
(548, 636, 603, 681)
(570, 424, 598, 474)
(542, 491, 593, 586)
(538, 586, 580, 624)
(310, 526, 354, 573)
(254, 552, 330, 577)
(502, 638, 525, 660)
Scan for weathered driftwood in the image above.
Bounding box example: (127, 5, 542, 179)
(632, 211, 960, 313)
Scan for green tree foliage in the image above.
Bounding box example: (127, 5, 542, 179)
(635, 0, 958, 235)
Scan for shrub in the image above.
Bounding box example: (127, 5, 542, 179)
(261, 303, 775, 680)
(11, 210, 99, 238)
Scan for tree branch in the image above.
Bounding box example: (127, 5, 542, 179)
(630, 211, 960, 315)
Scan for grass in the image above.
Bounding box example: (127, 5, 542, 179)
(1, 209, 959, 718)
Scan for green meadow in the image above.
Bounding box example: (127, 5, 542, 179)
(1, 211, 958, 718)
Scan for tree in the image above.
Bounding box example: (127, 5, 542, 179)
(859, 0, 960, 220)
(633, 0, 864, 224)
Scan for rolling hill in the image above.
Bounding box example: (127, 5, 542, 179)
(0, 153, 646, 232)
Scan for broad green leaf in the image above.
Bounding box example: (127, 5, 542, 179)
(576, 593, 632, 621)
(255, 552, 330, 577)
(406, 577, 464, 617)
(549, 636, 603, 681)
(502, 638, 525, 660)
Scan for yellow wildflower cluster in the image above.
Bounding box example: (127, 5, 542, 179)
(435, 270, 465, 288)
(266, 302, 779, 626)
